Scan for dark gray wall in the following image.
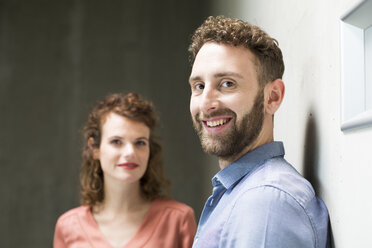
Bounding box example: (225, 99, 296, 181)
(0, 1, 216, 246)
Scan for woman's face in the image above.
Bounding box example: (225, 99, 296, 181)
(94, 112, 150, 184)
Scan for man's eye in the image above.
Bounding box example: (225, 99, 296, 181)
(221, 81, 235, 88)
(194, 83, 204, 90)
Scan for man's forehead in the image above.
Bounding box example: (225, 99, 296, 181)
(190, 46, 256, 82)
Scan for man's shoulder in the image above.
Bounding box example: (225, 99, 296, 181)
(237, 157, 315, 207)
(223, 157, 330, 248)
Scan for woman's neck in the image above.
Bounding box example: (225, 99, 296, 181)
(94, 179, 149, 216)
(91, 179, 152, 248)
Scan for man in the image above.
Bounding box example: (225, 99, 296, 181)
(188, 16, 329, 247)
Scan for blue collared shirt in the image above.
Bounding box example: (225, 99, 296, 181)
(193, 141, 329, 248)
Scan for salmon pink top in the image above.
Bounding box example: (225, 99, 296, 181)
(53, 197, 197, 248)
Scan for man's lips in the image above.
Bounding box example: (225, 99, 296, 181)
(202, 117, 232, 131)
(117, 163, 139, 170)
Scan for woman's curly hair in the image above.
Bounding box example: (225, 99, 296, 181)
(188, 15, 285, 86)
(80, 92, 170, 208)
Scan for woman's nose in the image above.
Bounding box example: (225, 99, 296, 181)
(122, 144, 136, 159)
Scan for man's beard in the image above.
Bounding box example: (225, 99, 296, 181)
(192, 89, 264, 160)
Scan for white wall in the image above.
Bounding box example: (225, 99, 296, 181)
(209, 0, 372, 247)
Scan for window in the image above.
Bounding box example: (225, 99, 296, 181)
(340, 0, 372, 131)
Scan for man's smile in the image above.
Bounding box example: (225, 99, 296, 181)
(203, 117, 232, 128)
(203, 118, 231, 127)
(200, 117, 233, 133)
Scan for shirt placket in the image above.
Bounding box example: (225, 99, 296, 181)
(197, 178, 226, 230)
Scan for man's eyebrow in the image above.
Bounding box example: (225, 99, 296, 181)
(189, 72, 244, 83)
(189, 72, 244, 82)
(189, 76, 201, 82)
(214, 72, 244, 79)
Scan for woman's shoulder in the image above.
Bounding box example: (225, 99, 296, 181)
(152, 197, 194, 215)
(53, 205, 99, 247)
(56, 205, 90, 225)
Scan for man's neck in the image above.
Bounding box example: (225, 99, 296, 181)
(218, 131, 273, 170)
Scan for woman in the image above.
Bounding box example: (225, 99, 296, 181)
(54, 92, 197, 248)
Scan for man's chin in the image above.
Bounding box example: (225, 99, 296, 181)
(200, 138, 229, 156)
(201, 146, 236, 159)
(199, 131, 248, 159)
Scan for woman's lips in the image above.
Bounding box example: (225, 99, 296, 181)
(117, 163, 139, 170)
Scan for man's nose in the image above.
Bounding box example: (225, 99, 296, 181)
(201, 86, 220, 114)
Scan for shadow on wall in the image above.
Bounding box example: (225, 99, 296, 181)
(303, 111, 320, 192)
(302, 110, 334, 247)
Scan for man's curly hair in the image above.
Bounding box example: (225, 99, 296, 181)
(80, 92, 170, 208)
(188, 16, 284, 86)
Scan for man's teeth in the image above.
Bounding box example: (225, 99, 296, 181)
(206, 119, 228, 127)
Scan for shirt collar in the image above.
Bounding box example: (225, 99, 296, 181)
(212, 141, 285, 189)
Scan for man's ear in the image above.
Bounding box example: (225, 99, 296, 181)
(264, 79, 285, 115)
(88, 137, 99, 160)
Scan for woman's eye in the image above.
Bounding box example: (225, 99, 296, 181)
(221, 81, 235, 88)
(135, 140, 147, 146)
(110, 139, 121, 145)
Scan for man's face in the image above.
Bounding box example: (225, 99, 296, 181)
(189, 42, 264, 159)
